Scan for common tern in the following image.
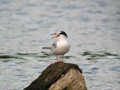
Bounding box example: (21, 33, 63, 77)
(43, 31, 70, 62)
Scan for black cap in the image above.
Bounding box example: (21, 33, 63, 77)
(59, 31, 68, 38)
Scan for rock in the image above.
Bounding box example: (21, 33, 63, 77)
(24, 62, 87, 90)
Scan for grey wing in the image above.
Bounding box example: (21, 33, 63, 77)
(52, 41, 57, 49)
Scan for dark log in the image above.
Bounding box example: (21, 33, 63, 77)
(24, 62, 87, 90)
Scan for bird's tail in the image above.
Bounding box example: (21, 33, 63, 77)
(42, 47, 51, 49)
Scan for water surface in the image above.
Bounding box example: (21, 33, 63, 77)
(0, 0, 120, 90)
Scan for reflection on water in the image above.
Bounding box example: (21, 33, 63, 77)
(0, 52, 74, 62)
(0, 0, 120, 90)
(81, 51, 120, 60)
(0, 51, 119, 61)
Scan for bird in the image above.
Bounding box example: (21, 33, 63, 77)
(43, 31, 70, 62)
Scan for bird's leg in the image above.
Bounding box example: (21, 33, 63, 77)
(56, 55, 64, 63)
(56, 55, 59, 62)
(61, 55, 64, 62)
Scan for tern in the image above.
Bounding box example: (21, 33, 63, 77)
(43, 31, 70, 62)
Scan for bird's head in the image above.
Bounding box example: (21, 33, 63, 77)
(51, 31, 68, 38)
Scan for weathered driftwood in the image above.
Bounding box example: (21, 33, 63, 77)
(24, 62, 87, 90)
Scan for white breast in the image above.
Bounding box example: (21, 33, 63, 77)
(52, 36, 70, 55)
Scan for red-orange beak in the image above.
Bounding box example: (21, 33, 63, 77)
(51, 33, 60, 38)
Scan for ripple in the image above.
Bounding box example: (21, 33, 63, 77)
(62, 5, 85, 10)
(0, 0, 11, 4)
(0, 55, 23, 59)
(80, 51, 119, 60)
(116, 11, 120, 15)
(110, 66, 120, 72)
(95, 0, 107, 7)
(64, 56, 74, 59)
(86, 9, 103, 14)
(16, 52, 38, 56)
(91, 67, 99, 74)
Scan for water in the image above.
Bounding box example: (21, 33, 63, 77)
(0, 0, 120, 90)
